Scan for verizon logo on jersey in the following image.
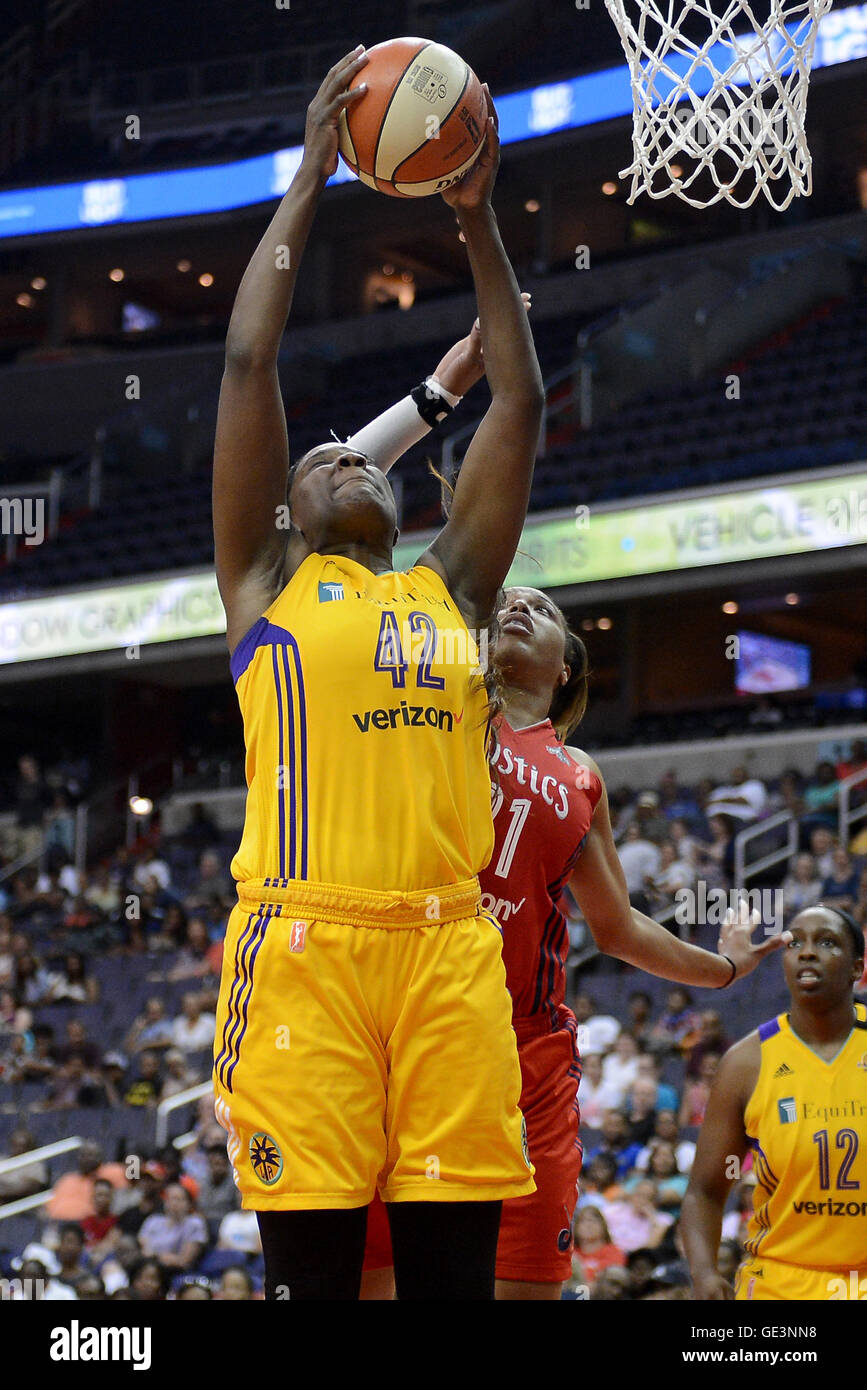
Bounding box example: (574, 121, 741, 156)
(352, 702, 456, 732)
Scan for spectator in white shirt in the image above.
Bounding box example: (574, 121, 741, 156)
(577, 1053, 625, 1128)
(573, 993, 620, 1055)
(706, 765, 767, 825)
(646, 841, 694, 913)
(133, 849, 171, 893)
(601, 1032, 641, 1104)
(171, 993, 216, 1053)
(617, 822, 662, 913)
(217, 1208, 262, 1255)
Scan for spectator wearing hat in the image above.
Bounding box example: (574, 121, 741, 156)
(176, 1277, 214, 1300)
(100, 1051, 128, 1106)
(633, 791, 670, 844)
(160, 1048, 197, 1099)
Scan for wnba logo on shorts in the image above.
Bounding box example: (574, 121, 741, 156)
(289, 920, 307, 953)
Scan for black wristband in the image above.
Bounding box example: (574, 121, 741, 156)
(411, 380, 455, 429)
(716, 955, 737, 988)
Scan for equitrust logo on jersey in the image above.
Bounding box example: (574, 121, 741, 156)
(778, 1097, 797, 1124)
(318, 581, 345, 602)
(49, 1321, 151, 1371)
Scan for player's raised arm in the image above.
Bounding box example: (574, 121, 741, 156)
(347, 295, 531, 473)
(680, 1039, 758, 1300)
(212, 48, 369, 651)
(568, 752, 791, 987)
(419, 90, 545, 625)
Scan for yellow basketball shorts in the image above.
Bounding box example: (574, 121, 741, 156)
(213, 877, 535, 1211)
(735, 1257, 867, 1300)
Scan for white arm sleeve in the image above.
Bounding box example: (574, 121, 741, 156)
(347, 378, 462, 474)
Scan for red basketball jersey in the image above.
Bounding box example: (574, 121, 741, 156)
(480, 717, 602, 1024)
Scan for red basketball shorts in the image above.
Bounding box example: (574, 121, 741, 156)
(495, 1011, 582, 1284)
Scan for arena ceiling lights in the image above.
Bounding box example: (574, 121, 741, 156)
(0, 3, 865, 240)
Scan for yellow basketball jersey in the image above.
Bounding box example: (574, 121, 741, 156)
(229, 553, 493, 892)
(743, 1002, 867, 1270)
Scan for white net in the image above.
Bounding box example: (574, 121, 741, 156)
(604, 0, 834, 209)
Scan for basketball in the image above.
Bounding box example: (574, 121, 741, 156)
(338, 37, 487, 198)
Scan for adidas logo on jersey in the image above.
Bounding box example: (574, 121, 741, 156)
(773, 1062, 794, 1078)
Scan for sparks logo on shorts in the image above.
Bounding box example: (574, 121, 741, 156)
(778, 1096, 797, 1124)
(289, 920, 307, 953)
(520, 1116, 532, 1169)
(318, 581, 345, 602)
(249, 1132, 283, 1186)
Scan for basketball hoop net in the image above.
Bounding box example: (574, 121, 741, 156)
(604, 0, 834, 209)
